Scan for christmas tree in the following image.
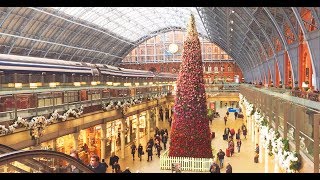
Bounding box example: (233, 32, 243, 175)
(169, 14, 212, 158)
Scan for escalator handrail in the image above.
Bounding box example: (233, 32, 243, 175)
(0, 149, 95, 173)
(0, 144, 53, 173)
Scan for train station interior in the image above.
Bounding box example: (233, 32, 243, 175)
(0, 7, 319, 173)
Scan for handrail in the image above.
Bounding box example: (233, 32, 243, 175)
(0, 144, 53, 173)
(0, 149, 95, 173)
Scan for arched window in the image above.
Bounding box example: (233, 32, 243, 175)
(214, 66, 218, 72)
(228, 65, 231, 72)
(220, 65, 224, 72)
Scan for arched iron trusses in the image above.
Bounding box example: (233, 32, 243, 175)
(242, 7, 279, 83)
(198, 7, 266, 80)
(292, 7, 320, 89)
(197, 7, 251, 73)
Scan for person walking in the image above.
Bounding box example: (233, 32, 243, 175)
(224, 116, 228, 126)
(100, 159, 108, 172)
(162, 132, 168, 150)
(131, 144, 137, 160)
(109, 153, 119, 173)
(216, 149, 226, 168)
(236, 139, 242, 153)
(138, 143, 144, 161)
(226, 163, 232, 173)
(241, 124, 247, 139)
(146, 143, 153, 161)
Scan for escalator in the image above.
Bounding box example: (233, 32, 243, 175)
(0, 144, 94, 173)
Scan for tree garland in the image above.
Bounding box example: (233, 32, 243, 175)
(0, 106, 83, 139)
(239, 93, 301, 173)
(101, 93, 167, 113)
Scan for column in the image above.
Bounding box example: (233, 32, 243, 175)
(254, 124, 259, 145)
(313, 114, 319, 173)
(52, 139, 57, 151)
(247, 116, 251, 136)
(127, 117, 131, 142)
(162, 105, 166, 121)
(155, 106, 159, 128)
(265, 144, 269, 172)
(259, 133, 264, 164)
(136, 113, 140, 146)
(283, 102, 289, 139)
(120, 118, 126, 159)
(73, 132, 80, 151)
(294, 105, 301, 153)
(274, 99, 279, 132)
(168, 104, 172, 119)
(274, 154, 280, 173)
(252, 116, 255, 143)
(147, 110, 151, 140)
(100, 123, 107, 160)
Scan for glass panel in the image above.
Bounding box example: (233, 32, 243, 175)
(50, 7, 208, 42)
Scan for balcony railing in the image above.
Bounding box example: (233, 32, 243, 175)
(242, 84, 320, 111)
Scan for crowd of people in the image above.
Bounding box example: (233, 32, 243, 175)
(63, 105, 256, 173)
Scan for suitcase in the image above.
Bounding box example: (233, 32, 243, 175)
(211, 132, 215, 139)
(226, 148, 231, 157)
(254, 155, 259, 163)
(223, 134, 228, 140)
(230, 129, 235, 135)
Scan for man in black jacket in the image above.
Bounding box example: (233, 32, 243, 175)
(88, 155, 105, 173)
(226, 163, 232, 173)
(217, 149, 226, 168)
(109, 153, 120, 173)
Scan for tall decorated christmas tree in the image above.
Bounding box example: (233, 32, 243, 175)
(169, 14, 212, 158)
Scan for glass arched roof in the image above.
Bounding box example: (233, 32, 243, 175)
(51, 7, 208, 42)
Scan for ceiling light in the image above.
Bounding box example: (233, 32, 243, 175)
(230, 20, 234, 24)
(230, 28, 233, 31)
(231, 10, 235, 13)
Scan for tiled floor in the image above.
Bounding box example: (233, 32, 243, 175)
(105, 106, 276, 173)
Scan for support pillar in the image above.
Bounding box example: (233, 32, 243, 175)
(283, 102, 289, 139)
(155, 107, 159, 128)
(274, 99, 279, 132)
(265, 145, 269, 172)
(259, 133, 264, 164)
(147, 110, 151, 140)
(274, 154, 280, 173)
(254, 124, 259, 145)
(294, 106, 301, 153)
(162, 105, 166, 121)
(313, 114, 319, 173)
(73, 132, 80, 151)
(52, 139, 56, 151)
(136, 113, 140, 146)
(127, 117, 131, 142)
(100, 123, 107, 160)
(120, 118, 126, 159)
(252, 116, 255, 143)
(247, 116, 251, 136)
(168, 104, 172, 119)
